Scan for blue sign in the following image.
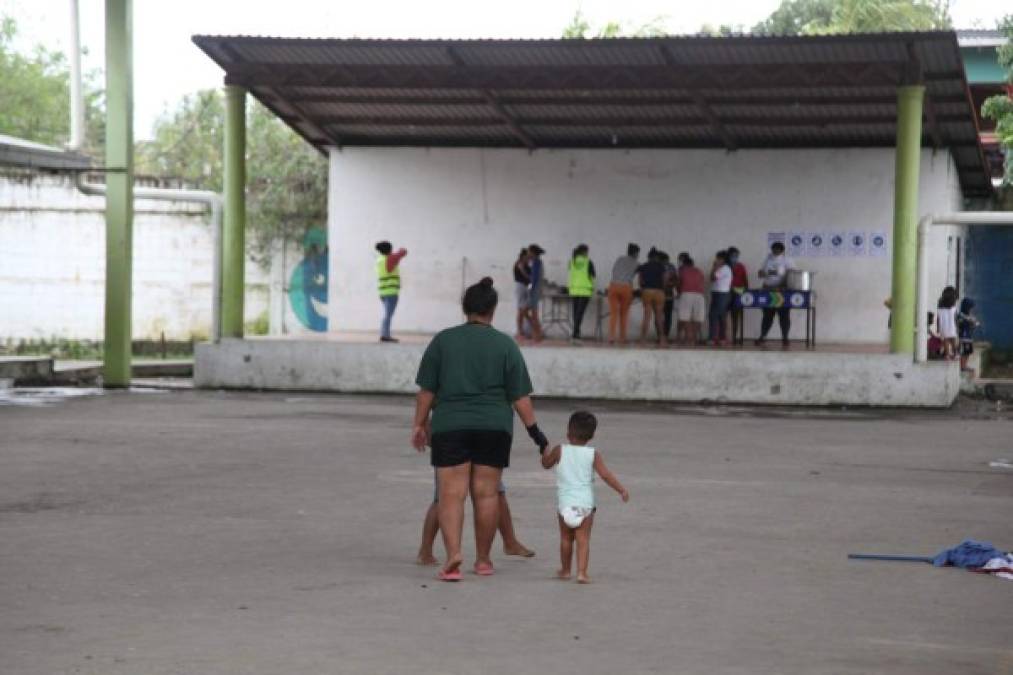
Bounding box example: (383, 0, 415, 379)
(739, 289, 811, 309)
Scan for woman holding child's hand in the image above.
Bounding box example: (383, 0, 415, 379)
(412, 277, 547, 582)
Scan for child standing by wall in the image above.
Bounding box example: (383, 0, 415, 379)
(936, 286, 959, 360)
(541, 411, 629, 584)
(956, 298, 981, 372)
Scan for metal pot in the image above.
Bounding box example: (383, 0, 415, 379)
(786, 269, 813, 291)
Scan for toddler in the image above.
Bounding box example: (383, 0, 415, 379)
(956, 298, 981, 371)
(541, 411, 628, 584)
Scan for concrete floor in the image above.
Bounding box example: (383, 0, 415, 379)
(1, 390, 1011, 675)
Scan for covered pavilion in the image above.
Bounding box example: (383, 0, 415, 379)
(92, 26, 1001, 405)
(184, 30, 996, 406)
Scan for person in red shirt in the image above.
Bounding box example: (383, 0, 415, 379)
(675, 252, 706, 346)
(727, 246, 749, 345)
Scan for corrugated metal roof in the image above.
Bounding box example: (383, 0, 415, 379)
(192, 32, 993, 196)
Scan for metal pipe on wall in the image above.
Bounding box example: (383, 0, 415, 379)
(915, 211, 1013, 363)
(75, 174, 224, 342)
(67, 0, 84, 151)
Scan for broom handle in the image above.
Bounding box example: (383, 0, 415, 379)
(848, 554, 934, 563)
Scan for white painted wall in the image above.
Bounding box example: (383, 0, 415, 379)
(0, 173, 280, 342)
(327, 147, 963, 343)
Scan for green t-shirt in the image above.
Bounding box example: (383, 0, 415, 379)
(415, 323, 534, 435)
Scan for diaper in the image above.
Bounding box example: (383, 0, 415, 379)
(560, 506, 594, 529)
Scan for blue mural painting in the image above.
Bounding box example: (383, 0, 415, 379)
(288, 228, 328, 332)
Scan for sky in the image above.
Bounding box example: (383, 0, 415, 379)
(2, 0, 1007, 140)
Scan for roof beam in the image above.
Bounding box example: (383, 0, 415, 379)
(445, 46, 536, 149)
(285, 93, 971, 108)
(905, 42, 944, 150)
(313, 113, 969, 129)
(693, 93, 736, 151)
(223, 61, 938, 91)
(656, 44, 735, 151)
(255, 87, 334, 146)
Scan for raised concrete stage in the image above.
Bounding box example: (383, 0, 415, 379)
(195, 337, 960, 407)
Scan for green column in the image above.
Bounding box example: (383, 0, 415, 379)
(103, 0, 133, 387)
(221, 85, 246, 338)
(889, 85, 925, 354)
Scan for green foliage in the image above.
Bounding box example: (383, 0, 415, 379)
(246, 102, 328, 266)
(0, 15, 103, 157)
(136, 91, 328, 265)
(754, 0, 950, 35)
(135, 90, 223, 188)
(561, 8, 668, 39)
(981, 14, 1013, 184)
(244, 311, 270, 337)
(698, 24, 746, 37)
(753, 0, 836, 35)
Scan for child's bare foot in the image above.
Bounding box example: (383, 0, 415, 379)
(576, 573, 592, 584)
(504, 543, 535, 558)
(556, 569, 572, 580)
(416, 553, 439, 566)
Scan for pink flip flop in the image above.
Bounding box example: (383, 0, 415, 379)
(473, 562, 495, 576)
(437, 568, 462, 582)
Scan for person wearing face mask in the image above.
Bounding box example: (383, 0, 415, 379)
(726, 246, 748, 345)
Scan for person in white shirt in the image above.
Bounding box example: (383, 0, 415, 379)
(936, 286, 959, 360)
(755, 242, 794, 347)
(708, 250, 733, 346)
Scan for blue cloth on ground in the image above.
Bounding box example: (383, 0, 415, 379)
(932, 540, 1007, 568)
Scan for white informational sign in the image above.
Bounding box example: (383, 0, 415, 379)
(848, 230, 867, 256)
(869, 231, 888, 257)
(768, 231, 786, 248)
(787, 231, 806, 257)
(828, 231, 846, 257)
(806, 231, 826, 257)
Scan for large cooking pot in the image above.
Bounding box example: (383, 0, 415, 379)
(786, 269, 813, 291)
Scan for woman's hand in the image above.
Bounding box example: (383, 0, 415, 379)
(411, 424, 429, 452)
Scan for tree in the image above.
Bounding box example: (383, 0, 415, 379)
(981, 15, 1013, 184)
(135, 90, 328, 265)
(561, 9, 668, 39)
(754, 0, 950, 35)
(0, 15, 103, 156)
(752, 0, 836, 35)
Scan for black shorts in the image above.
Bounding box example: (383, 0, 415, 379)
(431, 429, 512, 469)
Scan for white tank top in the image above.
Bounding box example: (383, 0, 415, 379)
(556, 444, 596, 510)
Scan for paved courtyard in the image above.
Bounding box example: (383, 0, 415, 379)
(1, 389, 1011, 675)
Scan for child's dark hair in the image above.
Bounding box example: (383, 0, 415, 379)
(937, 285, 957, 309)
(771, 241, 785, 254)
(627, 243, 640, 257)
(375, 240, 393, 255)
(567, 410, 597, 444)
(463, 277, 498, 316)
(715, 249, 729, 263)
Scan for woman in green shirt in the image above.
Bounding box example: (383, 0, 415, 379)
(412, 277, 549, 581)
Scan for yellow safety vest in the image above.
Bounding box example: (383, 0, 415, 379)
(376, 254, 401, 297)
(568, 255, 593, 297)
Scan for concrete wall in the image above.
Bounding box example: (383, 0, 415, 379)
(327, 147, 963, 342)
(0, 172, 307, 342)
(196, 338, 960, 407)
